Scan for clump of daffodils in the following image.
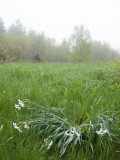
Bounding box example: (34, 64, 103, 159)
(12, 100, 120, 156)
(13, 99, 30, 132)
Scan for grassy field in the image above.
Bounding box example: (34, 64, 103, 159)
(0, 62, 120, 160)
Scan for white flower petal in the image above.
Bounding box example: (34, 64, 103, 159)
(18, 99, 24, 107)
(15, 104, 21, 110)
(103, 130, 108, 133)
(24, 122, 30, 129)
(13, 122, 22, 133)
(18, 99, 22, 103)
(13, 122, 17, 126)
(96, 128, 108, 135)
(19, 103, 24, 107)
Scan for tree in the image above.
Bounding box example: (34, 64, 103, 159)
(0, 17, 6, 62)
(8, 19, 25, 35)
(6, 20, 27, 60)
(27, 31, 48, 60)
(93, 41, 119, 61)
(69, 25, 93, 62)
(53, 39, 69, 62)
(0, 17, 5, 35)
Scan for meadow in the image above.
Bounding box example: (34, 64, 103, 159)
(0, 62, 120, 160)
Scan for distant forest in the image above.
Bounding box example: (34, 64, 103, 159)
(0, 17, 119, 62)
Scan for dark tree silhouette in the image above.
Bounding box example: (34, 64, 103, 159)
(32, 55, 41, 63)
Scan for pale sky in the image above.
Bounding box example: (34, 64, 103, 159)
(0, 0, 120, 49)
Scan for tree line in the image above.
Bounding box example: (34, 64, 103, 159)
(0, 17, 119, 62)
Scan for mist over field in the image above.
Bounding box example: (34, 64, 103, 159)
(0, 17, 120, 63)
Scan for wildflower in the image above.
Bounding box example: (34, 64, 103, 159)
(65, 132, 74, 137)
(19, 122, 30, 129)
(24, 122, 30, 129)
(13, 122, 22, 133)
(18, 99, 24, 107)
(14, 99, 25, 110)
(14, 104, 21, 110)
(65, 127, 80, 137)
(47, 141, 53, 149)
(70, 127, 80, 137)
(96, 128, 108, 135)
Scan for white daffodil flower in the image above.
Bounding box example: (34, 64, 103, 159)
(24, 122, 30, 129)
(65, 127, 80, 137)
(96, 128, 108, 135)
(13, 122, 22, 133)
(65, 131, 74, 137)
(14, 104, 21, 110)
(70, 127, 80, 137)
(47, 141, 53, 149)
(18, 99, 24, 107)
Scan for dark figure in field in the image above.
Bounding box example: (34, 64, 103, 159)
(32, 55, 41, 63)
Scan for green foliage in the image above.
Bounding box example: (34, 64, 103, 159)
(111, 61, 120, 84)
(0, 62, 120, 159)
(0, 46, 23, 62)
(9, 47, 22, 61)
(18, 100, 120, 156)
(0, 47, 7, 62)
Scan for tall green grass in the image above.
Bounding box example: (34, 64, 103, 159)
(0, 62, 120, 159)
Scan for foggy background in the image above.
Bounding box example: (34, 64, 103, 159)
(0, 0, 120, 62)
